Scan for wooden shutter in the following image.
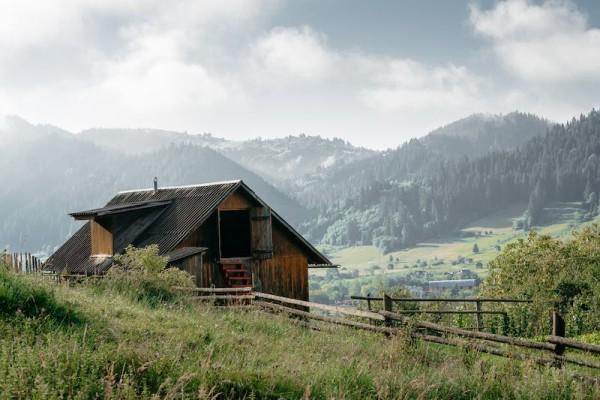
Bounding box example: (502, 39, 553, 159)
(250, 207, 273, 259)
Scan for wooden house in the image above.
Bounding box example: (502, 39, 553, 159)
(46, 180, 332, 300)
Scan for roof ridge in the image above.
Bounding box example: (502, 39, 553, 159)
(117, 179, 241, 194)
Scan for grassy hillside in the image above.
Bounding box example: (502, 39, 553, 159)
(312, 202, 596, 301)
(1, 270, 597, 399)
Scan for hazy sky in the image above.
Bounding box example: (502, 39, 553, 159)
(1, 0, 600, 149)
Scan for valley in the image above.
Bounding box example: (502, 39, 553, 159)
(310, 201, 596, 302)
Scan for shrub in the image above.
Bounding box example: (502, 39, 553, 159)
(482, 226, 600, 336)
(0, 266, 81, 324)
(99, 245, 194, 306)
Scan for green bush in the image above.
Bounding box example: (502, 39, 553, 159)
(482, 226, 600, 336)
(98, 245, 195, 306)
(0, 266, 81, 324)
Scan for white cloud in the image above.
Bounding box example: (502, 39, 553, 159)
(0, 0, 597, 149)
(87, 33, 242, 116)
(359, 58, 483, 111)
(249, 26, 336, 81)
(470, 0, 600, 81)
(0, 0, 268, 129)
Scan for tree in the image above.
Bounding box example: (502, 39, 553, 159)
(482, 226, 600, 336)
(472, 243, 479, 253)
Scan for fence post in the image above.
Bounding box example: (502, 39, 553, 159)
(366, 293, 372, 311)
(552, 309, 566, 367)
(475, 300, 483, 331)
(383, 293, 393, 327)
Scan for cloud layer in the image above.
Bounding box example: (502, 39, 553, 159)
(0, 0, 599, 148)
(470, 0, 600, 82)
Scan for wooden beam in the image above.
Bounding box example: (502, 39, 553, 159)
(548, 336, 600, 355)
(173, 286, 252, 293)
(193, 295, 254, 301)
(254, 291, 385, 321)
(418, 333, 600, 370)
(351, 296, 532, 303)
(379, 312, 555, 351)
(383, 310, 507, 315)
(255, 301, 395, 335)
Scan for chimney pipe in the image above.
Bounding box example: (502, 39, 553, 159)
(153, 177, 158, 192)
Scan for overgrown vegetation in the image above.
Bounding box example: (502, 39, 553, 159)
(0, 247, 597, 398)
(0, 264, 81, 324)
(0, 271, 598, 399)
(95, 245, 194, 306)
(483, 225, 600, 337)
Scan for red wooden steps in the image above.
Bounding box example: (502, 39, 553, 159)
(221, 262, 252, 288)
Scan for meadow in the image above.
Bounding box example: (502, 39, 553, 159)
(312, 202, 594, 300)
(1, 268, 598, 399)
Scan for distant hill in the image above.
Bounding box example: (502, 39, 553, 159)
(0, 110, 576, 256)
(299, 110, 600, 253)
(80, 129, 374, 184)
(293, 112, 551, 209)
(0, 120, 307, 253)
(422, 111, 551, 157)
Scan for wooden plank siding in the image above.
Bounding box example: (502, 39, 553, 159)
(90, 220, 113, 255)
(172, 188, 310, 301)
(218, 191, 255, 210)
(171, 253, 227, 288)
(249, 221, 309, 301)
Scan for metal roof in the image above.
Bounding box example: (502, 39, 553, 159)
(44, 223, 113, 274)
(165, 247, 207, 264)
(70, 200, 171, 219)
(46, 179, 331, 273)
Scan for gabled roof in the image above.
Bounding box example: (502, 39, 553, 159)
(46, 180, 331, 274)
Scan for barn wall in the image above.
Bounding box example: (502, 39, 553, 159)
(171, 254, 226, 288)
(90, 220, 113, 255)
(173, 189, 309, 300)
(250, 221, 308, 301)
(219, 191, 255, 210)
(176, 212, 225, 287)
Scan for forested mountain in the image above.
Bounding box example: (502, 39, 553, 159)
(80, 129, 374, 184)
(301, 111, 600, 253)
(0, 119, 306, 253)
(0, 110, 587, 256)
(293, 112, 550, 209)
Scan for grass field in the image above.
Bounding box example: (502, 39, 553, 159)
(1, 270, 598, 399)
(320, 202, 595, 284)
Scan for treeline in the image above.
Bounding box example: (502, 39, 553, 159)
(302, 110, 600, 252)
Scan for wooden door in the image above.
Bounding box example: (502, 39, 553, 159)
(250, 207, 273, 259)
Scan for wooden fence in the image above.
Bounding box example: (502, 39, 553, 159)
(0, 252, 43, 273)
(176, 288, 599, 381)
(351, 294, 532, 331)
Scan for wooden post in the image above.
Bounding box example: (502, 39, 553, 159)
(552, 309, 566, 367)
(383, 293, 393, 327)
(366, 293, 372, 311)
(475, 300, 483, 331)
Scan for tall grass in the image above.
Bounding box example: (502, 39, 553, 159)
(0, 277, 598, 399)
(0, 266, 81, 324)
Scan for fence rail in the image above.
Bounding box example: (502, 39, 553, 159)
(211, 290, 600, 378)
(351, 294, 533, 332)
(174, 286, 255, 304)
